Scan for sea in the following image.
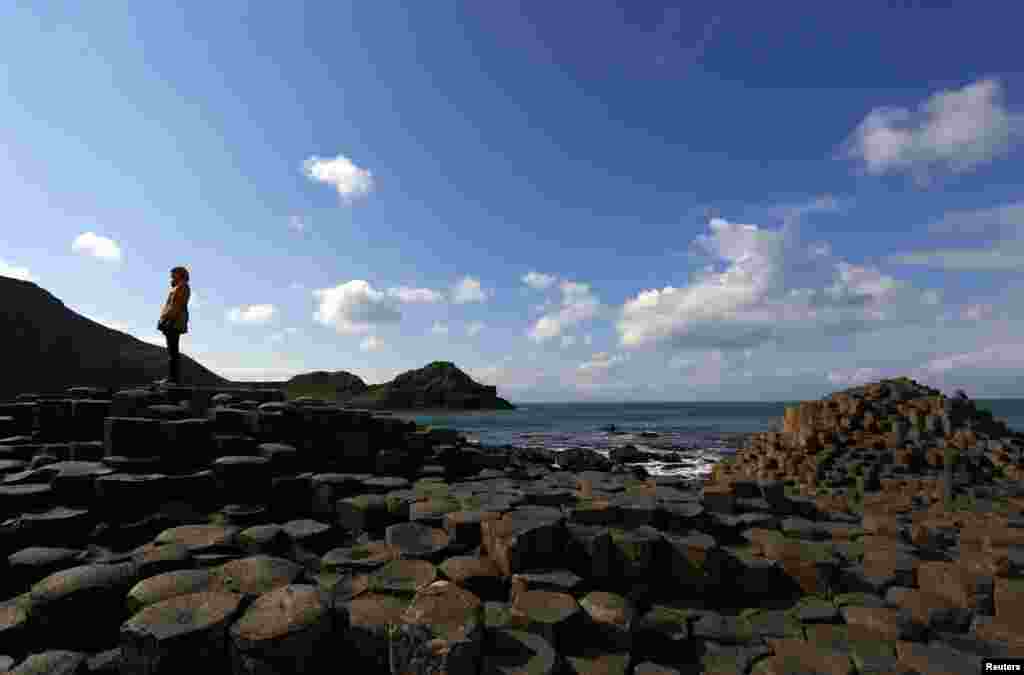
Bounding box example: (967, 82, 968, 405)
(399, 399, 1024, 480)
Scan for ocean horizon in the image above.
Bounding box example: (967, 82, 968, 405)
(397, 398, 1024, 479)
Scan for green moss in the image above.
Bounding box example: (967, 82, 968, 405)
(833, 592, 884, 608)
(384, 495, 407, 515)
(350, 546, 373, 560)
(645, 605, 701, 629)
(485, 603, 513, 629)
(459, 495, 483, 511)
(849, 638, 896, 671)
(413, 481, 450, 499)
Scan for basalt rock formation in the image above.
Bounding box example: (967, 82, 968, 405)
(286, 371, 369, 399)
(0, 276, 226, 402)
(0, 377, 1020, 673)
(346, 361, 515, 410)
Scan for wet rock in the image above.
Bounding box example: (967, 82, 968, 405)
(229, 584, 331, 674)
(367, 559, 437, 596)
(514, 569, 584, 595)
(282, 519, 335, 555)
(389, 580, 483, 675)
(386, 522, 451, 562)
(10, 650, 88, 674)
(120, 591, 243, 675)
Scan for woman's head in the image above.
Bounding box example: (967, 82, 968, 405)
(170, 266, 190, 284)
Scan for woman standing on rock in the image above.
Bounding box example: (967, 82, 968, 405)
(157, 266, 191, 385)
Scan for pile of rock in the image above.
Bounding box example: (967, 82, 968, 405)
(0, 379, 1020, 673)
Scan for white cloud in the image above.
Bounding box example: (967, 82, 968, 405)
(0, 259, 35, 282)
(386, 286, 445, 304)
(466, 321, 485, 337)
(360, 335, 384, 352)
(528, 280, 601, 342)
(312, 280, 401, 335)
(841, 78, 1023, 179)
(577, 352, 629, 375)
(431, 321, 449, 335)
(923, 343, 1024, 374)
(226, 304, 276, 325)
(886, 202, 1024, 271)
(888, 249, 1024, 271)
(522, 271, 557, 290)
(560, 335, 577, 348)
(302, 154, 374, 203)
(288, 216, 307, 233)
(452, 276, 488, 304)
(71, 232, 122, 262)
(617, 217, 938, 352)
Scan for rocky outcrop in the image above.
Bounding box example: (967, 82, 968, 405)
(286, 371, 368, 400)
(0, 276, 226, 401)
(347, 362, 515, 410)
(0, 376, 1020, 673)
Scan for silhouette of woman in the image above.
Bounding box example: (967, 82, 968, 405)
(157, 266, 190, 385)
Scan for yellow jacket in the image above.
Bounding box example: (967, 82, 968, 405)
(160, 283, 190, 333)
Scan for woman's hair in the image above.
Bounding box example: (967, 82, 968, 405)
(170, 266, 190, 282)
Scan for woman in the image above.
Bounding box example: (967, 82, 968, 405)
(157, 266, 191, 385)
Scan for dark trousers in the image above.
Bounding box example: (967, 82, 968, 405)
(164, 330, 181, 383)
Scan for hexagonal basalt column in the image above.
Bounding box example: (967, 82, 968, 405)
(385, 522, 451, 562)
(481, 508, 567, 577)
(389, 580, 484, 675)
(29, 561, 139, 650)
(0, 484, 54, 520)
(257, 442, 299, 475)
(159, 419, 213, 469)
(67, 401, 110, 444)
(311, 473, 368, 517)
(212, 456, 272, 507)
(34, 399, 75, 442)
(94, 474, 168, 522)
(120, 591, 243, 675)
(103, 418, 164, 459)
(229, 585, 332, 674)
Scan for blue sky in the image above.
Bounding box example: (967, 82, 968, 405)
(2, 1, 1024, 401)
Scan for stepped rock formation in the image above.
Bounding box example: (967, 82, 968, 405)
(286, 370, 369, 399)
(0, 377, 1021, 672)
(0, 276, 226, 401)
(341, 361, 513, 410)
